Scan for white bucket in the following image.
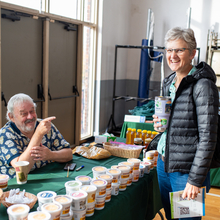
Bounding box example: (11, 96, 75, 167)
(116, 165, 130, 179)
(91, 178, 107, 198)
(92, 166, 107, 178)
(105, 188, 112, 202)
(41, 202, 62, 220)
(65, 180, 82, 196)
(72, 208, 86, 220)
(119, 179, 127, 191)
(86, 201, 95, 217)
(7, 204, 30, 220)
(70, 190, 88, 211)
(53, 195, 72, 217)
(98, 174, 113, 189)
(37, 191, 57, 211)
(127, 158, 141, 171)
(95, 195, 106, 210)
(145, 151, 155, 160)
(139, 164, 145, 178)
(111, 182, 120, 196)
(140, 161, 151, 174)
(118, 162, 134, 174)
(132, 170, 140, 182)
(75, 175, 92, 185)
(28, 211, 51, 220)
(80, 185, 97, 203)
(106, 169, 121, 184)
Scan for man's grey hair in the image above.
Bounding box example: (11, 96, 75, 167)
(6, 93, 37, 121)
(165, 27, 197, 53)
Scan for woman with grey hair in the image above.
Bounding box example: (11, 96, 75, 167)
(153, 27, 219, 220)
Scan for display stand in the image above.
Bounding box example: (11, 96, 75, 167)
(106, 44, 164, 134)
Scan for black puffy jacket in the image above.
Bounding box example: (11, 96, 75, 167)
(162, 62, 219, 187)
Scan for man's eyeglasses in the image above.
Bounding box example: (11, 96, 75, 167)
(165, 48, 190, 54)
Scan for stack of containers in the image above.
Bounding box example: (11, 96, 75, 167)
(118, 161, 134, 186)
(107, 168, 121, 196)
(116, 165, 130, 191)
(151, 150, 159, 167)
(53, 195, 73, 220)
(139, 164, 145, 178)
(92, 166, 107, 178)
(143, 151, 155, 170)
(91, 178, 107, 210)
(37, 191, 57, 211)
(98, 174, 113, 202)
(70, 190, 88, 220)
(127, 158, 141, 182)
(80, 185, 97, 217)
(140, 161, 151, 174)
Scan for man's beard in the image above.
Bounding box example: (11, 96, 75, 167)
(22, 118, 37, 132)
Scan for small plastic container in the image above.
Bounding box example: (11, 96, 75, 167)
(0, 174, 9, 190)
(116, 165, 130, 179)
(75, 175, 92, 185)
(60, 209, 73, 220)
(139, 164, 145, 178)
(105, 188, 112, 202)
(127, 173, 133, 186)
(98, 174, 113, 189)
(28, 211, 51, 220)
(132, 170, 140, 182)
(92, 166, 107, 178)
(95, 195, 106, 210)
(91, 178, 107, 198)
(37, 191, 57, 211)
(86, 201, 95, 217)
(143, 158, 154, 170)
(65, 180, 82, 195)
(119, 179, 127, 191)
(145, 151, 155, 160)
(111, 182, 120, 196)
(41, 202, 62, 220)
(127, 158, 141, 171)
(80, 185, 97, 203)
(7, 204, 30, 220)
(53, 195, 72, 217)
(72, 208, 86, 220)
(140, 161, 151, 174)
(70, 190, 88, 211)
(106, 169, 121, 184)
(118, 161, 134, 174)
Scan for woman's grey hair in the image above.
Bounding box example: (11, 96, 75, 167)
(6, 93, 37, 121)
(165, 27, 197, 52)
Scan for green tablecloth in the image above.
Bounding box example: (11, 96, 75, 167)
(120, 121, 155, 138)
(210, 168, 220, 187)
(0, 152, 162, 220)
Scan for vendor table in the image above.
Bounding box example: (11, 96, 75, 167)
(120, 121, 154, 138)
(0, 152, 162, 220)
(210, 168, 220, 187)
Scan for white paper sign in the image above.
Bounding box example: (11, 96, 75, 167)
(169, 188, 205, 219)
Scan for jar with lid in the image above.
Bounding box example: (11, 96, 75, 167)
(126, 128, 132, 144)
(134, 138, 143, 145)
(144, 138, 152, 150)
(146, 130, 152, 138)
(130, 129, 136, 145)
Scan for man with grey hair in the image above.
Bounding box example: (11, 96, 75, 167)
(0, 93, 72, 179)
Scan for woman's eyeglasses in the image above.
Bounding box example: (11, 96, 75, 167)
(165, 48, 190, 54)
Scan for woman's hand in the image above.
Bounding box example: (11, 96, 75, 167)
(153, 114, 162, 132)
(182, 183, 200, 200)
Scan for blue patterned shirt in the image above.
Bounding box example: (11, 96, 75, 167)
(0, 119, 70, 179)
